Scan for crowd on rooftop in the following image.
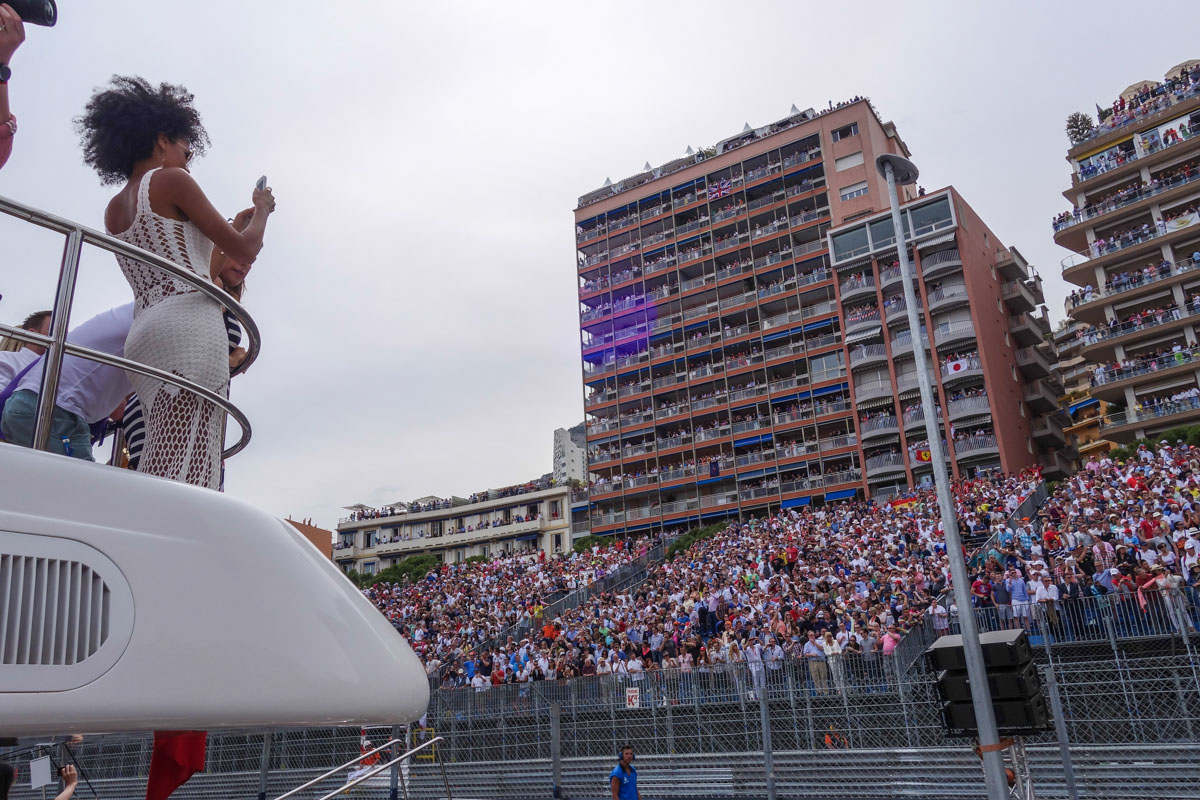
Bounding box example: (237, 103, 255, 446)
(1080, 64, 1200, 144)
(343, 480, 560, 523)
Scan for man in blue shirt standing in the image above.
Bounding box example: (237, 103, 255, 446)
(610, 745, 640, 800)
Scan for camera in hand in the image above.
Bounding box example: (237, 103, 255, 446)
(6, 0, 57, 27)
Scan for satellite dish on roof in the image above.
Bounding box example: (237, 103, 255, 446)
(643, 162, 653, 172)
(790, 104, 800, 115)
(602, 177, 612, 187)
(743, 123, 752, 132)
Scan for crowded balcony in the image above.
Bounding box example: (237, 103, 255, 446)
(1066, 71, 1200, 155)
(947, 392, 991, 421)
(1100, 393, 1200, 440)
(1065, 254, 1200, 319)
(1053, 159, 1200, 246)
(1089, 344, 1200, 402)
(859, 412, 899, 438)
(1078, 302, 1200, 359)
(844, 304, 881, 333)
(1059, 207, 1200, 281)
(839, 272, 876, 302)
(939, 351, 983, 382)
(952, 432, 999, 458)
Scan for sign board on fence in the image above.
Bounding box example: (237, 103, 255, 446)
(625, 686, 640, 709)
(29, 756, 53, 789)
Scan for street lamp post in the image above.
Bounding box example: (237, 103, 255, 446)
(876, 154, 1009, 800)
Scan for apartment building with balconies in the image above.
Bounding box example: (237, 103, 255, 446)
(1056, 61, 1200, 445)
(573, 99, 1062, 538)
(332, 482, 571, 574)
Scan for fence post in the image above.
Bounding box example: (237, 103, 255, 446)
(550, 702, 563, 799)
(1041, 663, 1079, 800)
(757, 684, 777, 800)
(257, 731, 272, 800)
(388, 725, 401, 800)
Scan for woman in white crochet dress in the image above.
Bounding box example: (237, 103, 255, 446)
(77, 76, 275, 489)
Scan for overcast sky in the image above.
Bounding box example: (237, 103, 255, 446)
(2, 1, 1196, 527)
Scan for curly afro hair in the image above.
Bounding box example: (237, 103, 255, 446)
(75, 75, 210, 185)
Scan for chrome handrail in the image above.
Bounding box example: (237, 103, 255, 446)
(275, 736, 448, 800)
(0, 192, 260, 459)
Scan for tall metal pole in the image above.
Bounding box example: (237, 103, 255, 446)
(878, 155, 1008, 800)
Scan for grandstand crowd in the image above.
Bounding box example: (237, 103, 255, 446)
(358, 469, 1053, 689)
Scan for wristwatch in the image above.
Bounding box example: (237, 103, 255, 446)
(0, 64, 10, 83)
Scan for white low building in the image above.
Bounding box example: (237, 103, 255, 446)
(333, 480, 571, 575)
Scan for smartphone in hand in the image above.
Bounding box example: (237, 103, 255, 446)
(256, 176, 268, 192)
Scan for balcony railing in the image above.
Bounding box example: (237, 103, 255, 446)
(859, 414, 899, 435)
(1066, 255, 1200, 310)
(1091, 345, 1200, 387)
(854, 378, 894, 402)
(933, 321, 977, 346)
(1102, 396, 1200, 430)
(1079, 304, 1195, 346)
(1061, 214, 1198, 271)
(1053, 167, 1200, 233)
(953, 434, 999, 455)
(927, 284, 969, 308)
(845, 308, 882, 331)
(865, 452, 906, 473)
(947, 394, 991, 419)
(940, 355, 982, 379)
(849, 343, 888, 367)
(1068, 81, 1200, 151)
(840, 275, 876, 298)
(920, 248, 962, 271)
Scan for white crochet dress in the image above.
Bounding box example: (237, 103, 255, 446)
(110, 168, 229, 490)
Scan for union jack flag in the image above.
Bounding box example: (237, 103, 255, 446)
(707, 178, 732, 200)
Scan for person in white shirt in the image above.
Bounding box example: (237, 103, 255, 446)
(1035, 575, 1061, 634)
(1, 303, 133, 461)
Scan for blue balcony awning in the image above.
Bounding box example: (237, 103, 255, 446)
(824, 488, 859, 502)
(1069, 397, 1099, 415)
(781, 496, 812, 509)
(515, 533, 540, 542)
(813, 383, 848, 397)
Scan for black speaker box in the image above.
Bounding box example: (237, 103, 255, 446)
(926, 628, 1033, 671)
(942, 693, 1049, 731)
(937, 661, 1042, 702)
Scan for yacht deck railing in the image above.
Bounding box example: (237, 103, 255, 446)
(0, 193, 260, 459)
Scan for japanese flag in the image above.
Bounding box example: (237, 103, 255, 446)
(947, 358, 970, 373)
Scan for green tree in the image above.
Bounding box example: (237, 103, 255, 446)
(1065, 112, 1096, 145)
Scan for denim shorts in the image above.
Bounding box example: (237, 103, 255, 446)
(0, 389, 94, 461)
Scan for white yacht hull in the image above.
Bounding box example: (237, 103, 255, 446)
(0, 446, 429, 735)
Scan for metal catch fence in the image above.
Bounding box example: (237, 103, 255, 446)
(7, 647, 1200, 800)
